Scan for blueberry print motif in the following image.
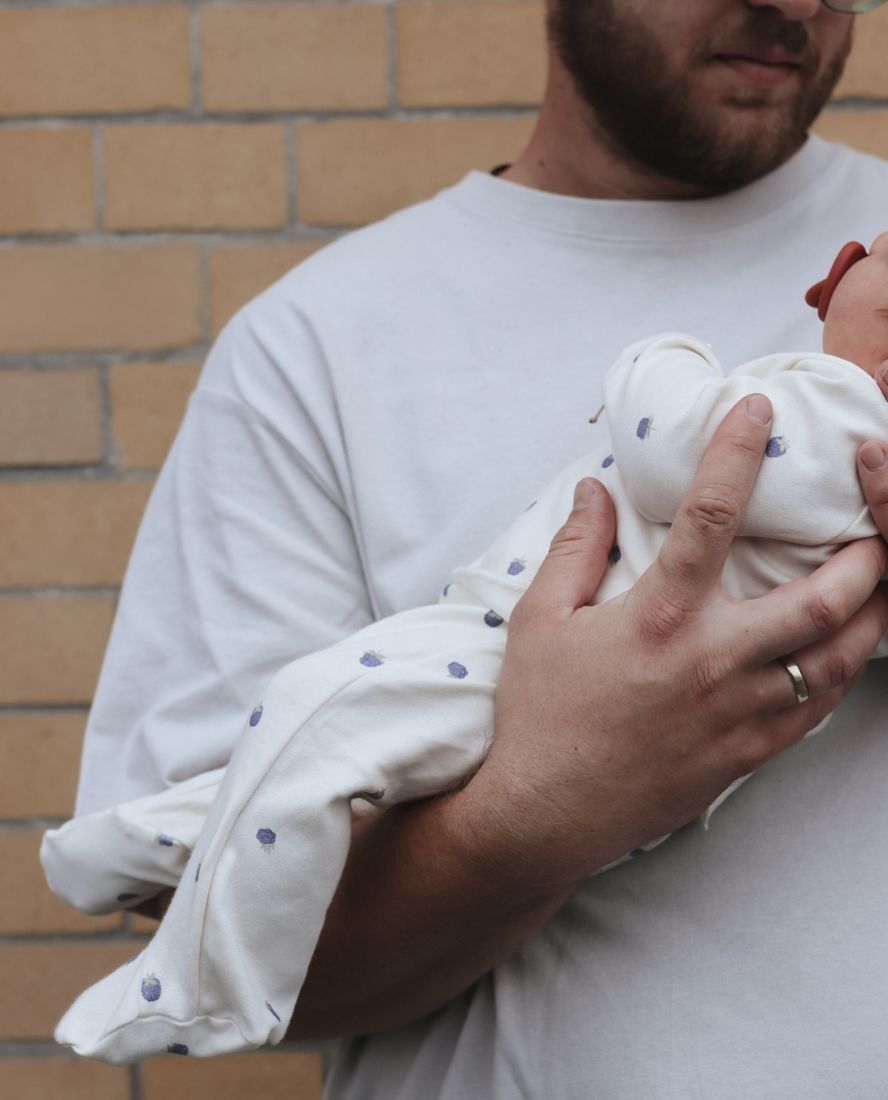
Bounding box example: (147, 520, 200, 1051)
(602, 454, 615, 469)
(266, 1000, 282, 1022)
(447, 662, 468, 679)
(360, 651, 384, 668)
(636, 415, 653, 440)
(525, 500, 538, 511)
(257, 827, 277, 852)
(484, 610, 504, 628)
(141, 974, 162, 1002)
(195, 863, 201, 883)
(442, 583, 451, 597)
(608, 545, 622, 567)
(249, 704, 263, 727)
(507, 558, 526, 576)
(157, 834, 174, 847)
(167, 1043, 189, 1055)
(765, 435, 788, 457)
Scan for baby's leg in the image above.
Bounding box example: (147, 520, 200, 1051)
(54, 600, 506, 1063)
(41, 768, 225, 915)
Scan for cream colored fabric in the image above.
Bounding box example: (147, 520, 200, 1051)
(43, 333, 888, 1064)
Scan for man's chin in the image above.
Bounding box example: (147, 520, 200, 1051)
(629, 120, 807, 193)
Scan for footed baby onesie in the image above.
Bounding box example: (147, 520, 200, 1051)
(42, 333, 888, 1063)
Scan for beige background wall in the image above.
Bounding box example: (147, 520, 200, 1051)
(0, 3, 886, 1097)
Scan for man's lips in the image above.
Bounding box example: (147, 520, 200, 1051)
(714, 53, 803, 87)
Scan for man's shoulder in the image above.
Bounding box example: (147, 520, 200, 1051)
(247, 178, 475, 321)
(817, 134, 888, 188)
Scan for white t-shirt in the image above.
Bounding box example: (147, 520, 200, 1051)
(76, 136, 888, 1097)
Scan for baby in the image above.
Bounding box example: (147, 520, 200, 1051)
(42, 236, 888, 1064)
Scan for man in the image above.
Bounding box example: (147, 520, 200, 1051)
(75, 0, 888, 1094)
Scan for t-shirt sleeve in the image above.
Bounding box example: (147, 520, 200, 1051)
(604, 333, 884, 546)
(75, 293, 374, 816)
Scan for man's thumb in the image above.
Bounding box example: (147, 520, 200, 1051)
(519, 478, 616, 617)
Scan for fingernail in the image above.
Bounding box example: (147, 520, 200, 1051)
(745, 394, 772, 425)
(573, 478, 597, 508)
(860, 441, 887, 471)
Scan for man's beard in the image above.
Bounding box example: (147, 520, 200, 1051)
(548, 0, 852, 193)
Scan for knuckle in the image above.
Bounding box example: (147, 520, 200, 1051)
(727, 427, 769, 460)
(802, 590, 843, 636)
(746, 677, 773, 715)
(690, 651, 725, 702)
(822, 649, 855, 691)
(684, 486, 742, 537)
(635, 589, 692, 645)
(547, 518, 591, 558)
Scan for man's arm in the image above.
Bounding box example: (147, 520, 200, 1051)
(287, 395, 888, 1039)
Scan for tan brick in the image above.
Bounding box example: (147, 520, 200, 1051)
(143, 1052, 323, 1100)
(398, 2, 544, 107)
(0, 481, 151, 587)
(0, 369, 102, 467)
(0, 942, 137, 1039)
(0, 1057, 128, 1100)
(0, 245, 201, 354)
(0, 129, 94, 234)
(814, 109, 888, 161)
(835, 6, 888, 99)
(298, 116, 534, 224)
(0, 596, 115, 706)
(209, 243, 324, 336)
(104, 124, 288, 231)
(202, 3, 387, 112)
(0, 6, 189, 117)
(111, 361, 201, 469)
(399, 0, 531, 4)
(0, 712, 86, 819)
(0, 831, 122, 934)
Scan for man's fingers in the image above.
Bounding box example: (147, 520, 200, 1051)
(756, 586, 888, 712)
(516, 478, 616, 618)
(858, 439, 888, 539)
(735, 536, 888, 664)
(651, 395, 772, 599)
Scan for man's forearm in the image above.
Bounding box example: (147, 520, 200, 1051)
(286, 789, 573, 1040)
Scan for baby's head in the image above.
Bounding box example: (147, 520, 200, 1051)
(807, 233, 888, 378)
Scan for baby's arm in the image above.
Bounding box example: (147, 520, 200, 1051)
(605, 333, 886, 547)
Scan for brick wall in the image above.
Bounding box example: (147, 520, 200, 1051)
(0, 2, 886, 1096)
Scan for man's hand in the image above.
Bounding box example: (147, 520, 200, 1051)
(288, 394, 888, 1039)
(466, 393, 888, 890)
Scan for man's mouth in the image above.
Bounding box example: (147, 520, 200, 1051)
(713, 52, 804, 87)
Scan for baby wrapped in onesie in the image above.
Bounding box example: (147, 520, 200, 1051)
(42, 238, 888, 1064)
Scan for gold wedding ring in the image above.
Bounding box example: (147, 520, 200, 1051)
(780, 659, 810, 705)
